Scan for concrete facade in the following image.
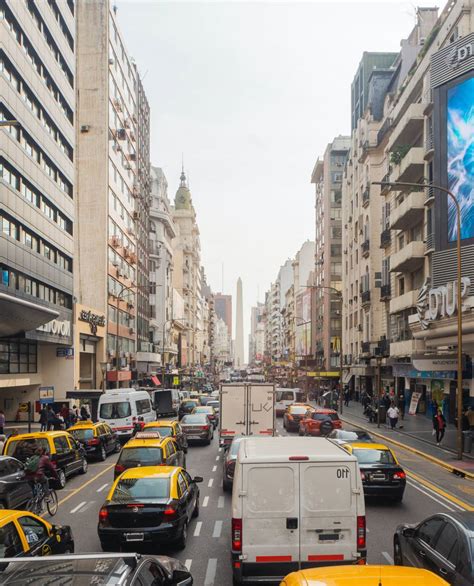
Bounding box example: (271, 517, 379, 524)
(234, 277, 244, 367)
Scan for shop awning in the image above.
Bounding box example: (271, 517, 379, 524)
(342, 372, 353, 384)
(66, 389, 103, 400)
(151, 375, 161, 386)
(0, 292, 58, 337)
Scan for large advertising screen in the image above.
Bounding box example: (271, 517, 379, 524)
(447, 75, 474, 242)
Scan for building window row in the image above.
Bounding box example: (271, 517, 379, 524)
(108, 246, 136, 282)
(106, 333, 136, 356)
(109, 44, 136, 114)
(0, 340, 37, 375)
(1, 55, 73, 158)
(109, 187, 135, 233)
(46, 0, 74, 51)
(108, 218, 136, 254)
(0, 264, 72, 309)
(109, 15, 136, 93)
(108, 305, 135, 329)
(0, 159, 73, 235)
(0, 212, 73, 272)
(25, 0, 73, 85)
(109, 159, 134, 203)
(107, 276, 136, 310)
(1, 3, 73, 121)
(1, 108, 73, 195)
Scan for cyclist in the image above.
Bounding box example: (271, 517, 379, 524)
(25, 447, 58, 497)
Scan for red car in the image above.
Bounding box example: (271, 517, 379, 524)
(298, 408, 342, 436)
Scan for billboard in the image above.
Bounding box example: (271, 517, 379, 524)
(447, 75, 474, 242)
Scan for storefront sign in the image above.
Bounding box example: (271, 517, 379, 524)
(412, 355, 461, 371)
(417, 277, 471, 330)
(79, 310, 105, 335)
(408, 391, 421, 415)
(37, 319, 71, 337)
(448, 36, 474, 70)
(56, 347, 74, 358)
(39, 386, 54, 404)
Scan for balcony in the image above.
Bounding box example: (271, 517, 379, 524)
(361, 342, 371, 356)
(380, 228, 391, 248)
(425, 233, 435, 254)
(389, 289, 418, 314)
(362, 188, 370, 207)
(361, 239, 370, 257)
(390, 338, 423, 357)
(380, 284, 391, 300)
(377, 117, 392, 146)
(361, 290, 371, 306)
(374, 339, 390, 357)
(380, 173, 391, 195)
(388, 103, 425, 151)
(389, 191, 425, 231)
(424, 186, 435, 205)
(390, 147, 424, 183)
(390, 240, 425, 273)
(136, 351, 161, 364)
(424, 130, 434, 160)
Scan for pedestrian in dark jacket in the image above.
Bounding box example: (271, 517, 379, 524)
(433, 408, 446, 445)
(39, 406, 48, 432)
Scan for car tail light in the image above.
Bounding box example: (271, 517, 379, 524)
(115, 464, 125, 474)
(288, 414, 294, 420)
(360, 471, 366, 481)
(132, 416, 137, 423)
(164, 506, 176, 518)
(88, 438, 100, 446)
(393, 471, 406, 480)
(202, 425, 210, 431)
(99, 507, 109, 524)
(357, 516, 366, 550)
(232, 518, 242, 552)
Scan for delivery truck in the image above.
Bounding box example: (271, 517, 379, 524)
(152, 388, 180, 418)
(219, 383, 275, 447)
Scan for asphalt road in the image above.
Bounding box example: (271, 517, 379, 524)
(48, 418, 474, 585)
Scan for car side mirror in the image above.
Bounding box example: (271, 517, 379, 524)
(403, 527, 416, 538)
(193, 476, 203, 483)
(172, 569, 193, 585)
(51, 524, 62, 535)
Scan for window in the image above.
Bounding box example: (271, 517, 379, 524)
(0, 522, 23, 557)
(53, 436, 69, 454)
(417, 517, 445, 546)
(100, 401, 131, 419)
(136, 399, 151, 416)
(178, 472, 188, 496)
(435, 522, 459, 563)
(17, 515, 48, 547)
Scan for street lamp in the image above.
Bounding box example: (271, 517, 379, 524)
(372, 179, 464, 460)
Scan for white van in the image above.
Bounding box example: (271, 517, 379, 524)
(231, 437, 366, 584)
(275, 388, 305, 417)
(98, 388, 155, 441)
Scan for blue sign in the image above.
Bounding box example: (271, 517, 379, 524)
(56, 347, 74, 358)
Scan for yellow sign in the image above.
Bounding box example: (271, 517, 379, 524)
(173, 376, 180, 386)
(307, 371, 340, 378)
(18, 403, 29, 412)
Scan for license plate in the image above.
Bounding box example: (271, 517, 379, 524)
(188, 435, 201, 440)
(124, 533, 144, 542)
(319, 533, 340, 541)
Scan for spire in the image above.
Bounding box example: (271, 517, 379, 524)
(180, 154, 187, 187)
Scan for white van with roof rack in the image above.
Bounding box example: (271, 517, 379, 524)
(98, 388, 155, 441)
(231, 436, 366, 584)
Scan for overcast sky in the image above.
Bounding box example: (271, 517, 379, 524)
(115, 0, 441, 349)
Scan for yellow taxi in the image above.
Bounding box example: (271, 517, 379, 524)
(3, 431, 87, 489)
(280, 565, 449, 585)
(98, 466, 203, 551)
(68, 421, 119, 460)
(342, 443, 406, 502)
(0, 509, 74, 559)
(114, 433, 185, 479)
(142, 420, 188, 453)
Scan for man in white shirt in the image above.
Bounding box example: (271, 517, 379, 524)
(387, 404, 399, 430)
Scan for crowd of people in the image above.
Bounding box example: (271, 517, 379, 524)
(39, 403, 91, 431)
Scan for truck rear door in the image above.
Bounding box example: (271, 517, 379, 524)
(299, 461, 358, 566)
(248, 385, 275, 436)
(220, 385, 246, 444)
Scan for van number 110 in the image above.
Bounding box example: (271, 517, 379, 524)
(336, 468, 349, 479)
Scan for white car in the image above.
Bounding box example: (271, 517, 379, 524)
(98, 388, 155, 441)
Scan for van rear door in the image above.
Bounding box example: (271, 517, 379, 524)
(299, 461, 358, 565)
(242, 463, 299, 575)
(220, 385, 246, 444)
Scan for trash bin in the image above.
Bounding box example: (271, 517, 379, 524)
(378, 405, 387, 424)
(462, 430, 473, 453)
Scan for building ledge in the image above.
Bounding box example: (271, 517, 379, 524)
(0, 292, 59, 337)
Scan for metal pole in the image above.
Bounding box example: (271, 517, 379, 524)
(339, 335, 343, 415)
(377, 357, 381, 428)
(27, 401, 32, 434)
(115, 291, 120, 389)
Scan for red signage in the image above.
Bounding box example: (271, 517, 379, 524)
(106, 370, 132, 382)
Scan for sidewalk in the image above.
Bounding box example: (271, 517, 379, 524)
(338, 401, 474, 476)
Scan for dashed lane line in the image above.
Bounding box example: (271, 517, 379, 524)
(215, 456, 220, 461)
(218, 448, 222, 453)
(208, 478, 214, 488)
(382, 551, 394, 565)
(184, 559, 192, 571)
(217, 496, 224, 508)
(193, 522, 202, 537)
(70, 501, 87, 514)
(204, 558, 218, 585)
(202, 496, 209, 507)
(97, 483, 109, 492)
(212, 465, 217, 472)
(212, 520, 223, 538)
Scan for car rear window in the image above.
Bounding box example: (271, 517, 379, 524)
(353, 449, 395, 465)
(181, 414, 207, 424)
(100, 402, 131, 419)
(290, 406, 308, 415)
(118, 447, 162, 465)
(195, 406, 212, 413)
(71, 428, 94, 440)
(6, 438, 50, 459)
(207, 401, 219, 408)
(312, 413, 331, 421)
(112, 477, 170, 502)
(182, 401, 198, 408)
(332, 430, 370, 441)
(147, 426, 173, 437)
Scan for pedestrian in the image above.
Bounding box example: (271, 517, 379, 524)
(432, 407, 446, 446)
(80, 403, 90, 421)
(39, 405, 48, 432)
(464, 406, 474, 431)
(387, 402, 399, 430)
(73, 405, 80, 421)
(398, 392, 405, 420)
(46, 406, 55, 431)
(0, 434, 5, 454)
(0, 410, 5, 435)
(60, 403, 70, 428)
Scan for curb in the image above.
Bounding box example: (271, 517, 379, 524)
(341, 416, 474, 481)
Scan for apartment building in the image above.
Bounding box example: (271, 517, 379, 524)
(76, 1, 147, 388)
(311, 137, 350, 386)
(249, 302, 265, 364)
(1, 0, 75, 415)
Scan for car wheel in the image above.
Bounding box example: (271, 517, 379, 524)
(80, 458, 88, 474)
(393, 537, 403, 565)
(56, 469, 67, 489)
(114, 441, 121, 453)
(176, 521, 188, 550)
(192, 496, 199, 518)
(99, 445, 107, 461)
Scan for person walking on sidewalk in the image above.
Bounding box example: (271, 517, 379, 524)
(0, 410, 5, 435)
(464, 406, 474, 431)
(433, 408, 446, 446)
(387, 402, 399, 430)
(39, 406, 48, 432)
(398, 392, 405, 420)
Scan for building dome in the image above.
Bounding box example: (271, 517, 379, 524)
(174, 168, 192, 210)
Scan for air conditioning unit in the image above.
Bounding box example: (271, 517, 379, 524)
(111, 236, 121, 247)
(112, 261, 119, 268)
(117, 269, 124, 278)
(124, 119, 131, 129)
(117, 128, 126, 140)
(113, 98, 122, 112)
(125, 163, 132, 171)
(129, 328, 135, 335)
(132, 211, 139, 220)
(109, 58, 115, 66)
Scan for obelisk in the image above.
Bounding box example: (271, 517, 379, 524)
(235, 277, 245, 367)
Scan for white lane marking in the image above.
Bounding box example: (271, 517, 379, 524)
(215, 456, 220, 461)
(204, 558, 218, 585)
(185, 559, 192, 571)
(70, 501, 87, 514)
(208, 478, 214, 488)
(218, 496, 224, 508)
(193, 521, 202, 537)
(366, 527, 370, 533)
(79, 501, 96, 513)
(218, 447, 222, 452)
(97, 483, 109, 492)
(212, 520, 223, 538)
(382, 551, 394, 565)
(212, 465, 217, 472)
(202, 496, 209, 507)
(406, 480, 457, 512)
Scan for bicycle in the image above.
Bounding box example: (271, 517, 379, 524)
(26, 479, 58, 517)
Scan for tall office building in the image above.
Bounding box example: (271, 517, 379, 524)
(1, 0, 76, 416)
(214, 293, 232, 336)
(235, 277, 244, 367)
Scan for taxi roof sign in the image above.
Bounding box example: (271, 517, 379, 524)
(133, 432, 162, 440)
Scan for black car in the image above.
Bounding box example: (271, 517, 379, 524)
(178, 400, 199, 420)
(68, 422, 120, 460)
(180, 414, 214, 445)
(328, 429, 374, 444)
(0, 456, 33, 510)
(0, 553, 193, 585)
(394, 512, 474, 585)
(223, 436, 244, 492)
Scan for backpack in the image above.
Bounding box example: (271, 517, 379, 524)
(24, 455, 40, 474)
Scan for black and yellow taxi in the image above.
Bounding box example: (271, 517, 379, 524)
(342, 442, 406, 502)
(68, 420, 120, 461)
(3, 432, 88, 489)
(142, 420, 188, 453)
(114, 433, 186, 479)
(0, 509, 74, 559)
(98, 466, 202, 551)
